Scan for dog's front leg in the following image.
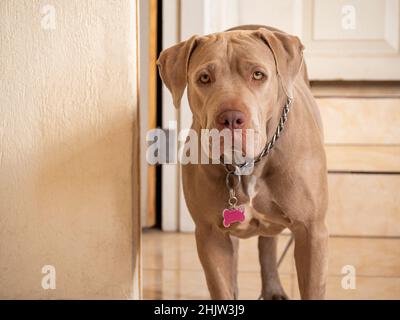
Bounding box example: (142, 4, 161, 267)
(258, 236, 288, 300)
(195, 225, 238, 300)
(292, 220, 329, 299)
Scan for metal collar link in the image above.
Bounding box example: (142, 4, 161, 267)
(225, 170, 240, 208)
(223, 97, 293, 196)
(253, 97, 292, 164)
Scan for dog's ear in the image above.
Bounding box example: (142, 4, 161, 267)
(157, 35, 198, 108)
(255, 28, 304, 99)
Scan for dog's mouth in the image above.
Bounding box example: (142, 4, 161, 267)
(201, 127, 261, 164)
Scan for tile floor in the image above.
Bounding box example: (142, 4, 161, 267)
(143, 229, 400, 300)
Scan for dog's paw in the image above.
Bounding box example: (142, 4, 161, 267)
(260, 291, 289, 300)
(270, 293, 289, 300)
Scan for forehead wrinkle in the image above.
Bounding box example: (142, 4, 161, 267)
(189, 33, 273, 76)
(189, 37, 226, 71)
(224, 38, 252, 70)
(226, 40, 237, 74)
(241, 59, 269, 71)
(193, 62, 216, 74)
(230, 40, 273, 70)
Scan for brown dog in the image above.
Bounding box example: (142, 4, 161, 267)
(157, 25, 328, 300)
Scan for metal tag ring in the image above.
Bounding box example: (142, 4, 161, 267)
(228, 196, 238, 207)
(225, 171, 241, 191)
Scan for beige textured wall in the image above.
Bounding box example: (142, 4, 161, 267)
(0, 0, 140, 299)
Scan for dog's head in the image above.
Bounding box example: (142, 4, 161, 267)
(157, 27, 304, 160)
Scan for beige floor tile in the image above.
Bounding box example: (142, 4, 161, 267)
(143, 230, 400, 300)
(237, 273, 294, 300)
(143, 269, 209, 300)
(143, 231, 295, 274)
(288, 237, 400, 277)
(237, 234, 294, 274)
(327, 237, 400, 277)
(143, 231, 201, 271)
(143, 269, 295, 300)
(327, 276, 400, 300)
(291, 276, 400, 300)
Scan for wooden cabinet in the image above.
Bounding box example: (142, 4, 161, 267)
(315, 83, 400, 236)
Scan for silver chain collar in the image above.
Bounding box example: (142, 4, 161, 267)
(223, 97, 293, 205)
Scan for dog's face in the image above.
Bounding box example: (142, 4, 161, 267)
(186, 32, 279, 159)
(157, 28, 304, 160)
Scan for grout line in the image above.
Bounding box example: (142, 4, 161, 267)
(144, 267, 400, 279)
(143, 231, 400, 239)
(324, 143, 400, 146)
(143, 267, 293, 275)
(314, 95, 400, 99)
(328, 234, 400, 239)
(328, 170, 400, 175)
(303, 274, 400, 279)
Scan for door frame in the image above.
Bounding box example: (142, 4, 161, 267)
(160, 0, 239, 232)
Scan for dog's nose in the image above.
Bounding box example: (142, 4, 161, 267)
(217, 110, 246, 130)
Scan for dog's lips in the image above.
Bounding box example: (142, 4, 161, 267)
(219, 128, 259, 159)
(202, 125, 262, 161)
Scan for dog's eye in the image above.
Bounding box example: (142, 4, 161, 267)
(199, 73, 211, 84)
(252, 71, 265, 81)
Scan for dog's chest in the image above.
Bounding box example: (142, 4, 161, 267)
(223, 176, 286, 238)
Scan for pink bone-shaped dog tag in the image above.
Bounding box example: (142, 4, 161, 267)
(222, 207, 245, 228)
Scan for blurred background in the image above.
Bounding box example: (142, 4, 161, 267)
(140, 0, 400, 299)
